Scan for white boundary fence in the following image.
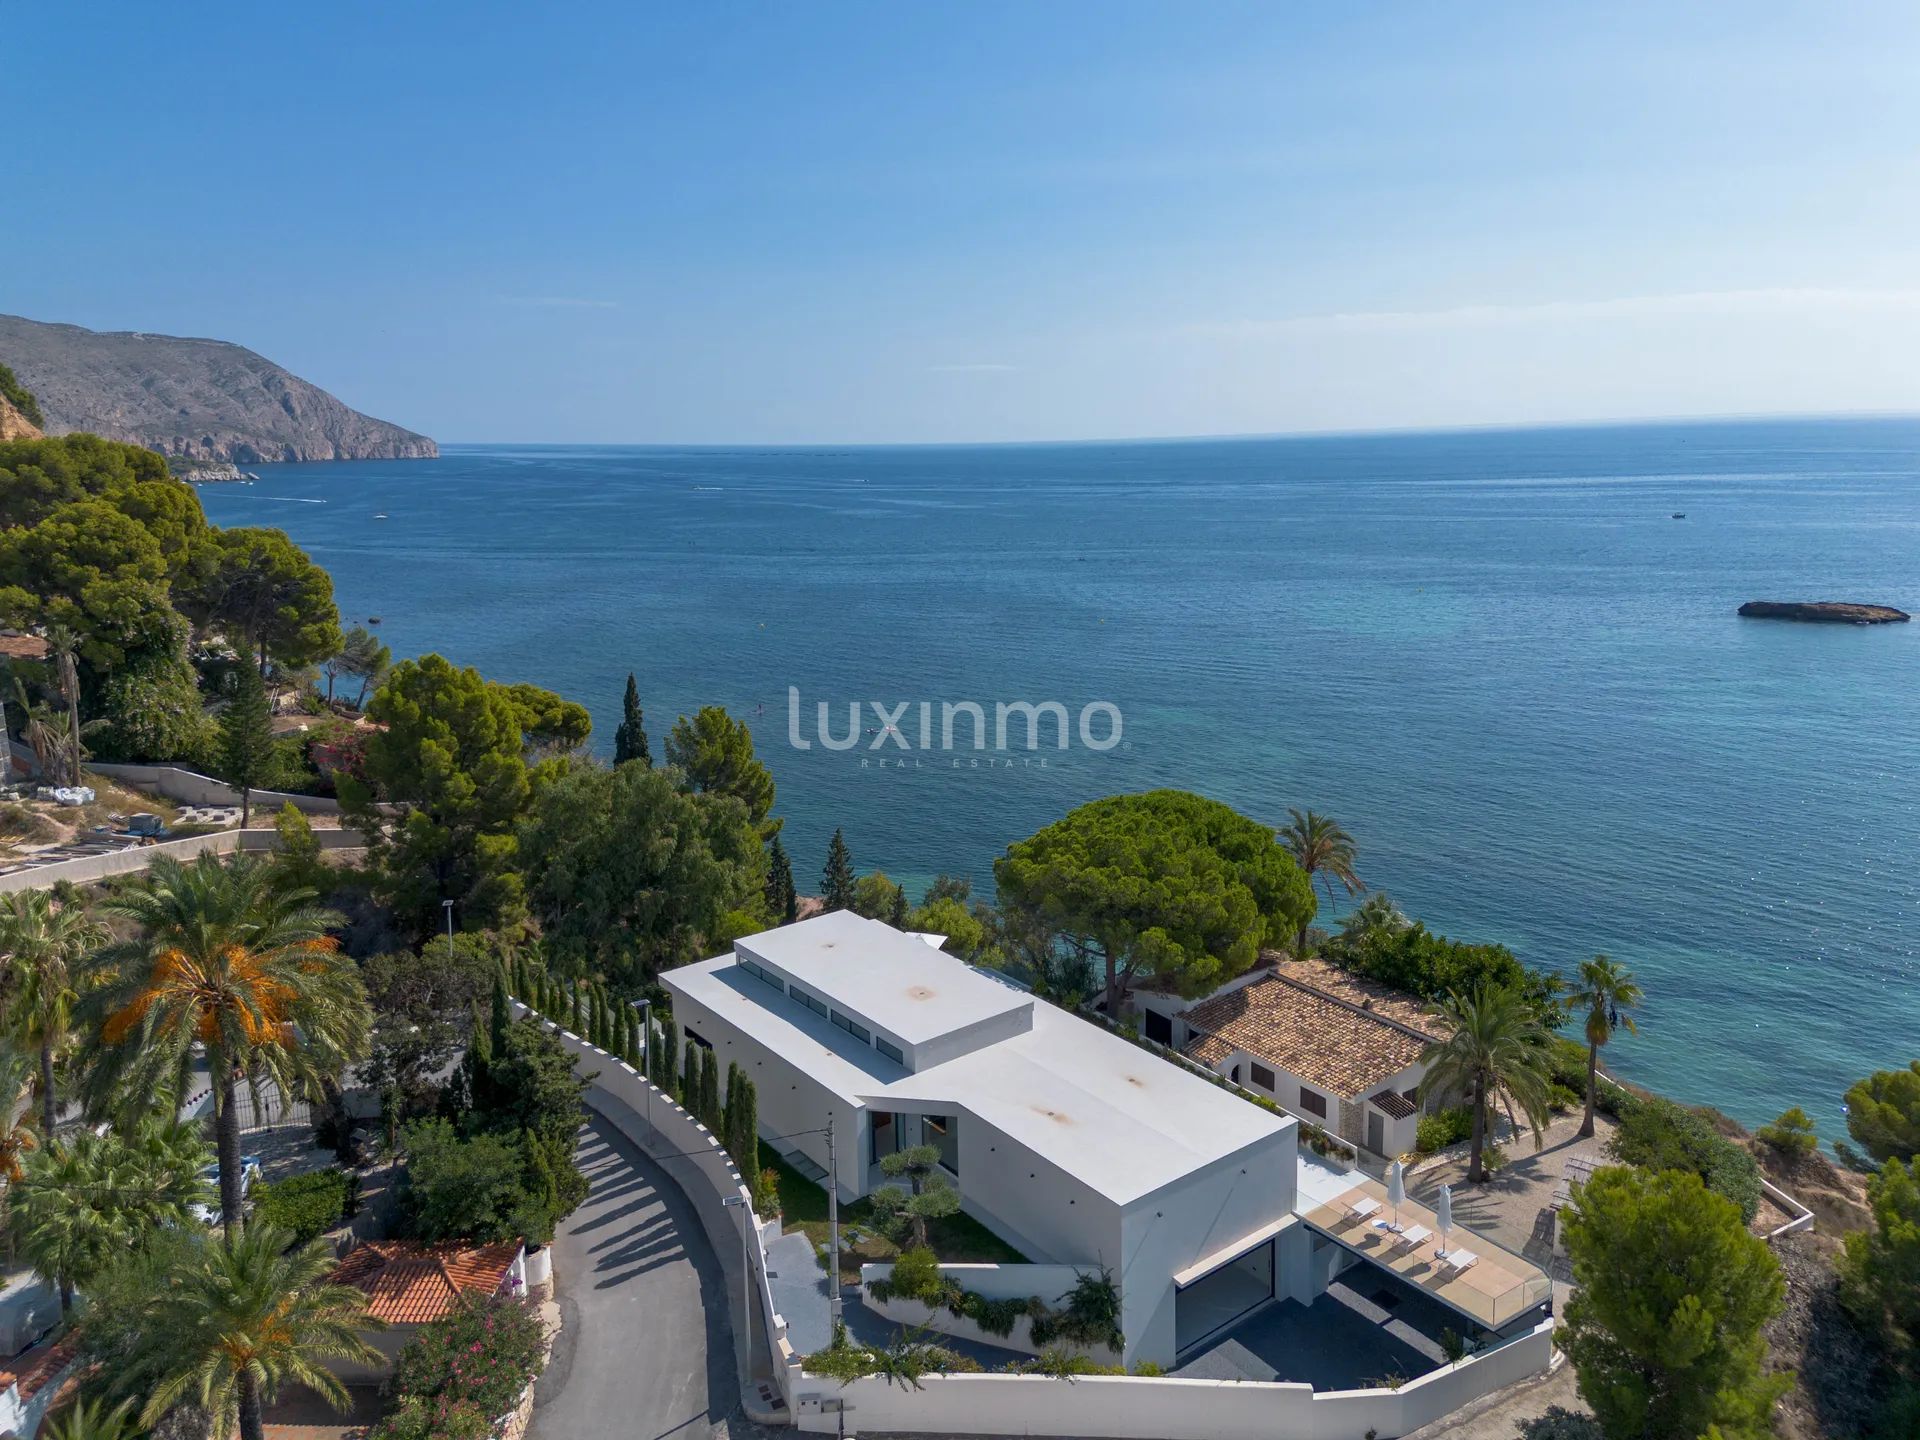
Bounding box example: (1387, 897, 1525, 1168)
(0, 825, 365, 894)
(511, 1002, 804, 1421)
(87, 762, 346, 815)
(793, 1317, 1556, 1439)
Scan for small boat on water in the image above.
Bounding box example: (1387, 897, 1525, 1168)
(367, 617, 382, 625)
(374, 512, 389, 519)
(1672, 512, 1686, 519)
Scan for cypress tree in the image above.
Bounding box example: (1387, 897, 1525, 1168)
(822, 829, 856, 913)
(700, 1047, 721, 1131)
(766, 837, 798, 925)
(614, 672, 651, 767)
(489, 968, 513, 1061)
(216, 661, 276, 827)
(737, 1077, 759, 1176)
(723, 1062, 740, 1145)
(888, 886, 909, 929)
(681, 1043, 699, 1107)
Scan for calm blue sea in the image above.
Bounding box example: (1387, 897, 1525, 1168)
(199, 418, 1920, 1139)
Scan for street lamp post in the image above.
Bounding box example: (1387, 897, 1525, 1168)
(630, 997, 653, 1137)
(826, 1115, 841, 1330)
(441, 898, 454, 944)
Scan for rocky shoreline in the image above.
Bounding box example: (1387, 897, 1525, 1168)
(1737, 600, 1910, 625)
(171, 460, 261, 484)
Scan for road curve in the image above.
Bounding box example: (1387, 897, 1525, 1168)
(531, 1108, 744, 1440)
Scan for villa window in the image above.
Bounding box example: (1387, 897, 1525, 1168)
(1298, 1087, 1328, 1119)
(830, 1010, 872, 1044)
(789, 985, 830, 1020)
(1250, 1063, 1276, 1092)
(740, 958, 783, 991)
(875, 1037, 905, 1065)
(871, 1111, 895, 1164)
(924, 1114, 960, 1175)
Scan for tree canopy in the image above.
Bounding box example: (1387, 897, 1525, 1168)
(665, 705, 778, 834)
(519, 759, 766, 983)
(182, 525, 341, 672)
(1561, 1166, 1787, 1440)
(343, 654, 537, 935)
(1845, 1060, 1920, 1163)
(993, 789, 1315, 1014)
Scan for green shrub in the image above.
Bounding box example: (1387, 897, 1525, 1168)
(250, 1167, 357, 1245)
(385, 1293, 545, 1424)
(1755, 1106, 1818, 1161)
(1610, 1094, 1761, 1222)
(1548, 1082, 1583, 1114)
(887, 1244, 942, 1303)
(1416, 1106, 1474, 1154)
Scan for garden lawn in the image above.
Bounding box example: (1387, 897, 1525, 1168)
(762, 1151, 1027, 1277)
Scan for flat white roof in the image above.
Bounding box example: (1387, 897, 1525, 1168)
(736, 910, 1029, 1046)
(665, 916, 1291, 1208)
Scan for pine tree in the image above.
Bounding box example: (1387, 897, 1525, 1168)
(614, 673, 651, 767)
(216, 661, 276, 826)
(822, 829, 856, 912)
(888, 886, 909, 929)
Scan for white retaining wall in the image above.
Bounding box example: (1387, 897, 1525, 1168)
(860, 1263, 1112, 1359)
(0, 826, 365, 894)
(795, 1316, 1556, 1440)
(88, 762, 346, 814)
(512, 1002, 804, 1414)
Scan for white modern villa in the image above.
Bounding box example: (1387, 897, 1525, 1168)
(663, 911, 1553, 1370)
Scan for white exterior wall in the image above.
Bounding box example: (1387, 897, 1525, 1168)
(942, 1102, 1122, 1267)
(1120, 1124, 1298, 1367)
(1202, 1047, 1425, 1162)
(669, 986, 867, 1199)
(794, 1318, 1556, 1439)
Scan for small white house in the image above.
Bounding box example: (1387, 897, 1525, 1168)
(663, 911, 1305, 1367)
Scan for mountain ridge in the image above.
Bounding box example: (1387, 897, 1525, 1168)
(0, 313, 436, 463)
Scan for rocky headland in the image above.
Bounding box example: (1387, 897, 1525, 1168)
(1738, 601, 1910, 625)
(0, 313, 437, 463)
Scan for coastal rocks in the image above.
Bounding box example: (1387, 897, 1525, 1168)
(1737, 601, 1910, 625)
(171, 461, 261, 483)
(0, 392, 41, 440)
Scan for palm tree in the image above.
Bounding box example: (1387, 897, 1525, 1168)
(46, 627, 84, 787)
(85, 852, 368, 1236)
(1279, 808, 1363, 956)
(1338, 890, 1408, 944)
(10, 1121, 211, 1316)
(1, 888, 108, 1135)
(1419, 982, 1555, 1183)
(0, 1043, 38, 1184)
(1571, 954, 1641, 1139)
(42, 1397, 143, 1440)
(139, 1224, 384, 1440)
(10, 679, 63, 782)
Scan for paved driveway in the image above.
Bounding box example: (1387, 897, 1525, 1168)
(531, 1109, 742, 1440)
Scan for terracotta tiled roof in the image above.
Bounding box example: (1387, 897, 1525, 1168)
(1260, 956, 1442, 1038)
(1369, 1088, 1419, 1119)
(1180, 974, 1429, 1099)
(331, 1239, 519, 1325)
(0, 1334, 81, 1400)
(0, 632, 49, 661)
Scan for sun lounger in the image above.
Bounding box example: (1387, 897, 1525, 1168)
(1393, 1224, 1432, 1251)
(1347, 1196, 1382, 1223)
(1441, 1248, 1478, 1274)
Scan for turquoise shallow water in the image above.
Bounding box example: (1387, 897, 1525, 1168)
(199, 418, 1920, 1138)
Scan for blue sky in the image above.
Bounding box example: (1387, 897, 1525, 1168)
(9, 2, 1919, 443)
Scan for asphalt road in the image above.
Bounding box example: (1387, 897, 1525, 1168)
(531, 1108, 748, 1440)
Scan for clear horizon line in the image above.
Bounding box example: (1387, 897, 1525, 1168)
(430, 406, 1920, 453)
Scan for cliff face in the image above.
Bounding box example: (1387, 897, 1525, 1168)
(0, 393, 41, 441)
(0, 314, 437, 463)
